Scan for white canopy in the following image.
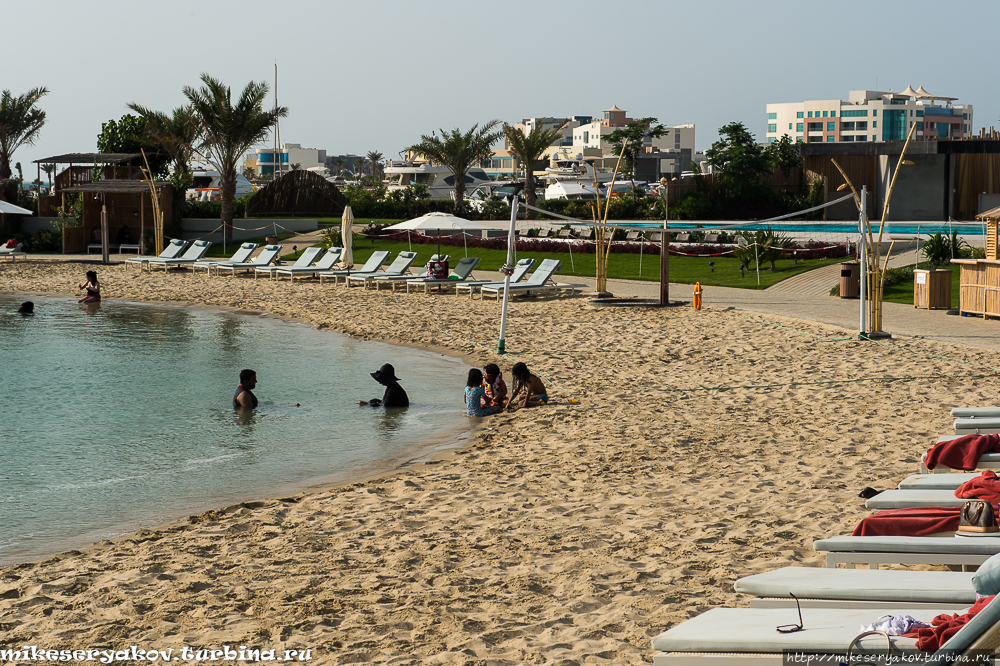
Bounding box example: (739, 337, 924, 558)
(383, 212, 494, 232)
(0, 200, 33, 215)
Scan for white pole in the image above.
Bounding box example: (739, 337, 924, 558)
(754, 241, 760, 286)
(860, 185, 867, 335)
(638, 232, 643, 276)
(497, 198, 517, 354)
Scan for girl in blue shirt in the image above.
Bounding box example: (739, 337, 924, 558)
(465, 368, 498, 417)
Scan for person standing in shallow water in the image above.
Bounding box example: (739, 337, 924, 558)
(359, 363, 409, 408)
(234, 369, 258, 409)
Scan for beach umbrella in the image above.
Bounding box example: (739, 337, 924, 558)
(0, 200, 33, 215)
(341, 205, 354, 267)
(383, 212, 495, 259)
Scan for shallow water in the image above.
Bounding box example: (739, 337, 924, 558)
(0, 295, 469, 563)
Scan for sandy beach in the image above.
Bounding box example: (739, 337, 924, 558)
(3, 260, 999, 664)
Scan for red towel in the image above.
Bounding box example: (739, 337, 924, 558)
(902, 595, 996, 651)
(956, 470, 1000, 503)
(852, 507, 962, 536)
(924, 434, 1000, 471)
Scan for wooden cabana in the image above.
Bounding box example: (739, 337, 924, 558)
(59, 180, 172, 261)
(952, 205, 1000, 317)
(245, 170, 347, 217)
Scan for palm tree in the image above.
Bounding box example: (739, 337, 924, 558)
(41, 163, 56, 188)
(183, 74, 287, 242)
(503, 119, 569, 219)
(0, 87, 48, 181)
(126, 103, 201, 177)
(407, 121, 502, 213)
(366, 150, 383, 180)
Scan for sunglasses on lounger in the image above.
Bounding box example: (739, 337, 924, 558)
(776, 593, 804, 633)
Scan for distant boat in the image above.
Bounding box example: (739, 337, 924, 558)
(189, 171, 255, 201)
(382, 162, 493, 200)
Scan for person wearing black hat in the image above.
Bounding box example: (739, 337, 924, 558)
(359, 363, 409, 408)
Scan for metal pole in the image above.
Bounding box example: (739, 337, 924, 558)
(660, 178, 669, 304)
(497, 198, 517, 354)
(860, 185, 867, 335)
(638, 232, 643, 276)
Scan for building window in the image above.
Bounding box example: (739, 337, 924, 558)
(827, 136, 835, 142)
(841, 122, 855, 131)
(830, 111, 836, 117)
(583, 131, 589, 143)
(873, 109, 877, 116)
(856, 136, 866, 142)
(768, 138, 776, 143)
(768, 113, 777, 120)
(808, 122, 822, 131)
(917, 122, 924, 131)
(842, 135, 854, 142)
(808, 111, 813, 118)
(842, 110, 868, 118)
(796, 111, 803, 118)
(873, 135, 876, 141)
(873, 121, 877, 128)
(856, 121, 867, 130)
(827, 122, 836, 131)
(963, 113, 968, 119)
(789, 123, 793, 130)
(916, 110, 923, 117)
(823, 111, 828, 117)
(768, 124, 777, 132)
(796, 123, 804, 132)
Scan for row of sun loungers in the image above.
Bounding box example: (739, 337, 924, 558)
(652, 408, 1000, 663)
(120, 238, 582, 298)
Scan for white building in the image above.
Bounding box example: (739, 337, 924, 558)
(766, 87, 973, 144)
(253, 143, 328, 176)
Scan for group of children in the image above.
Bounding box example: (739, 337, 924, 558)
(465, 362, 548, 417)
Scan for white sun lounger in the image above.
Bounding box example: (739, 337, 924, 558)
(478, 258, 562, 300)
(143, 240, 212, 272)
(651, 594, 1000, 665)
(124, 239, 188, 270)
(270, 247, 343, 281)
(192, 243, 258, 275)
(452, 258, 537, 297)
(399, 256, 482, 293)
(318, 251, 390, 284)
(210, 245, 282, 276)
(899, 473, 982, 490)
(735, 566, 976, 610)
(920, 435, 1000, 474)
(953, 407, 1000, 419)
(814, 534, 1000, 569)
(0, 242, 27, 262)
(344, 251, 418, 288)
(955, 417, 1000, 435)
(368, 254, 461, 291)
(865, 489, 967, 509)
(253, 246, 323, 280)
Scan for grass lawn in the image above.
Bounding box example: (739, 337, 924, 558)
(881, 265, 960, 309)
(325, 235, 848, 289)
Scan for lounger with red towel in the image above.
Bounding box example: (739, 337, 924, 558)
(852, 506, 965, 536)
(903, 594, 996, 651)
(955, 470, 1000, 503)
(924, 433, 1000, 471)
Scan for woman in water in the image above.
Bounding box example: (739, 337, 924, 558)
(465, 368, 498, 417)
(78, 270, 100, 304)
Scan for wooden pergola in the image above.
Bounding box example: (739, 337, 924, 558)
(952, 205, 1000, 317)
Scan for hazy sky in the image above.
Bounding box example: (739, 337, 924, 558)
(5, 0, 998, 173)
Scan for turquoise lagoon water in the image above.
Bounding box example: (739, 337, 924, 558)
(0, 295, 470, 564)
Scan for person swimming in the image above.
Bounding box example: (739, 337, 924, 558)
(234, 369, 258, 409)
(16, 301, 33, 314)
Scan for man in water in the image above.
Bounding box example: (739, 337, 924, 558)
(234, 369, 258, 409)
(359, 363, 409, 408)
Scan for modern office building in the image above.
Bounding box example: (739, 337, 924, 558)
(766, 87, 973, 144)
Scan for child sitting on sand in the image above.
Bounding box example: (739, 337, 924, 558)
(506, 362, 548, 412)
(465, 368, 498, 417)
(482, 363, 507, 410)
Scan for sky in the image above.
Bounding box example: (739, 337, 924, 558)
(5, 0, 999, 174)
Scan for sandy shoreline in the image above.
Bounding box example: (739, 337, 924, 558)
(3, 260, 1000, 664)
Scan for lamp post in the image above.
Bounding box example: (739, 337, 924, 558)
(659, 176, 671, 304)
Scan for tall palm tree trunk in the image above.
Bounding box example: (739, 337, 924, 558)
(220, 170, 236, 244)
(524, 166, 536, 220)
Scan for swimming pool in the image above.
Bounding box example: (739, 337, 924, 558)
(0, 296, 470, 564)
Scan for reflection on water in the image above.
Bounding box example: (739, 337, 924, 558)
(0, 295, 469, 563)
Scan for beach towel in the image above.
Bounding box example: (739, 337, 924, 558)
(852, 506, 965, 536)
(955, 470, 1000, 503)
(902, 594, 996, 651)
(924, 433, 1000, 471)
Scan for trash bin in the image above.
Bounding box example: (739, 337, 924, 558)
(914, 269, 952, 309)
(839, 262, 859, 299)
